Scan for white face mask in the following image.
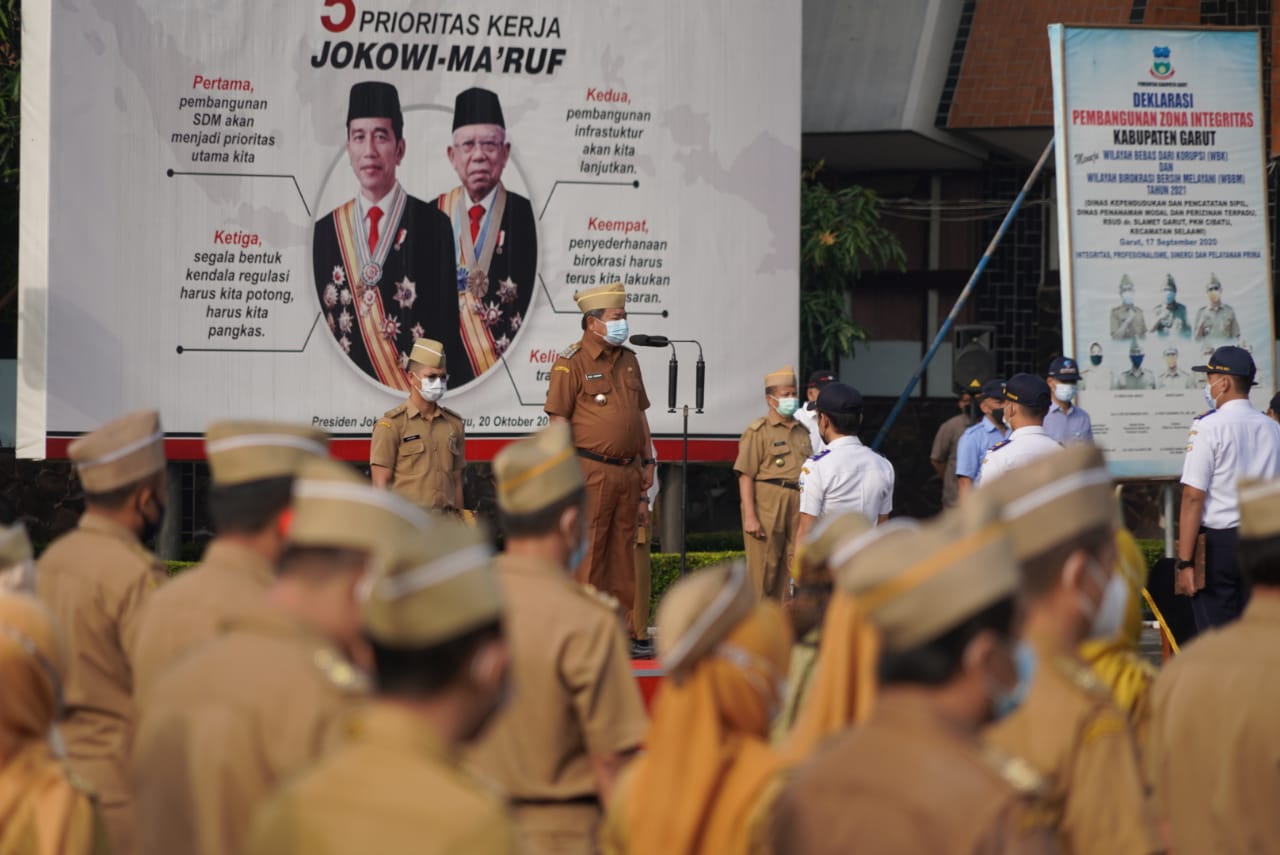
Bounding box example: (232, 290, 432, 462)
(1203, 381, 1218, 410)
(1079, 560, 1129, 640)
(420, 376, 447, 402)
(1053, 383, 1077, 404)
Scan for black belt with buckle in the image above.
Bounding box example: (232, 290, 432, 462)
(576, 448, 637, 466)
(511, 794, 601, 808)
(759, 478, 800, 490)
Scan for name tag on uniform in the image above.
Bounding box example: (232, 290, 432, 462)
(586, 373, 604, 380)
(402, 434, 421, 442)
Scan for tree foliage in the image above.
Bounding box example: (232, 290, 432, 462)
(800, 162, 905, 375)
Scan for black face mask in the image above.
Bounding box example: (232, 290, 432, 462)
(991, 407, 1006, 424)
(139, 496, 167, 545)
(1090, 354, 1103, 366)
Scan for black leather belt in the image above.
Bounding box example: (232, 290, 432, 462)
(576, 448, 636, 466)
(511, 794, 601, 808)
(759, 478, 800, 490)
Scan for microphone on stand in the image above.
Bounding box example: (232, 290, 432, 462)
(629, 334, 672, 347)
(668, 353, 678, 412)
(695, 355, 705, 414)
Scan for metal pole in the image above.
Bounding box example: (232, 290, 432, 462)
(1163, 482, 1176, 558)
(871, 137, 1056, 451)
(680, 404, 689, 576)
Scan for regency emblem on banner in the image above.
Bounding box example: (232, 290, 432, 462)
(1150, 46, 1173, 80)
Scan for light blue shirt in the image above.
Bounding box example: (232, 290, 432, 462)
(1043, 402, 1094, 444)
(956, 418, 1008, 480)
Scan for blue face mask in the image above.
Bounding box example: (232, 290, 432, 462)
(992, 641, 1037, 720)
(1165, 291, 1176, 305)
(568, 533, 590, 571)
(774, 396, 800, 418)
(602, 318, 629, 345)
(1130, 354, 1144, 370)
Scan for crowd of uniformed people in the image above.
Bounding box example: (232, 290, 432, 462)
(2, 280, 1279, 854)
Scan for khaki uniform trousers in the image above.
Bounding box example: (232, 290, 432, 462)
(512, 802, 602, 855)
(574, 457, 641, 638)
(744, 481, 800, 599)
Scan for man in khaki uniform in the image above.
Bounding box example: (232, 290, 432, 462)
(977, 446, 1162, 855)
(37, 409, 168, 855)
(248, 518, 516, 854)
(133, 458, 432, 855)
(1145, 476, 1280, 852)
(133, 421, 329, 696)
(735, 365, 812, 599)
(469, 424, 648, 853)
(371, 337, 466, 512)
(773, 496, 1058, 853)
(546, 282, 655, 657)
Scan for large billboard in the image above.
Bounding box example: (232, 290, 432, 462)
(1049, 25, 1273, 478)
(20, 2, 800, 460)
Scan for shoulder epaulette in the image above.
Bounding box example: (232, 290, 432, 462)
(580, 582, 621, 615)
(1053, 655, 1109, 698)
(1194, 409, 1216, 421)
(810, 448, 832, 462)
(382, 403, 407, 419)
(746, 417, 766, 432)
(559, 342, 582, 359)
(981, 745, 1049, 799)
(988, 439, 1012, 453)
(312, 648, 371, 695)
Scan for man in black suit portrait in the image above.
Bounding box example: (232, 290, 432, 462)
(438, 87, 538, 378)
(313, 81, 471, 391)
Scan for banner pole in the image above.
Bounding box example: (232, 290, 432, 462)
(871, 137, 1056, 452)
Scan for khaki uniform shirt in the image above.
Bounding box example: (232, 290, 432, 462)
(247, 702, 518, 855)
(370, 402, 465, 510)
(35, 514, 163, 843)
(774, 693, 1058, 854)
(931, 413, 971, 508)
(468, 554, 647, 802)
(734, 410, 812, 485)
(545, 335, 649, 459)
(1145, 594, 1280, 853)
(1193, 302, 1240, 340)
(132, 605, 367, 855)
(984, 635, 1160, 855)
(133, 540, 274, 698)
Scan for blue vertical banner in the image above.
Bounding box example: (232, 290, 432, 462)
(1049, 25, 1273, 478)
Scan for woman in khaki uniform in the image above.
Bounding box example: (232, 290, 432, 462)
(0, 592, 110, 855)
(602, 561, 791, 855)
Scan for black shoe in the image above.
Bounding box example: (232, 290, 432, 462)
(630, 638, 654, 659)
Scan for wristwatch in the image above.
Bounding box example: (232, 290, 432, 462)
(1176, 559, 1195, 570)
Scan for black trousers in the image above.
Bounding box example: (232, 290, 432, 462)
(1191, 526, 1250, 631)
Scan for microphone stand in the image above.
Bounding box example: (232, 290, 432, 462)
(630, 334, 704, 577)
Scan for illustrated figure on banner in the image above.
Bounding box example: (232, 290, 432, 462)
(313, 82, 468, 392)
(1152, 275, 1191, 338)
(1078, 342, 1109, 392)
(1113, 340, 1157, 390)
(1157, 346, 1198, 390)
(437, 87, 538, 379)
(1110, 275, 1147, 340)
(1194, 274, 1240, 342)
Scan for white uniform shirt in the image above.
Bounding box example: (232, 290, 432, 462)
(1181, 398, 1280, 529)
(798, 435, 894, 524)
(977, 425, 1063, 485)
(794, 404, 825, 455)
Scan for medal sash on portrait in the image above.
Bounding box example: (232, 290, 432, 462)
(332, 187, 410, 391)
(440, 185, 507, 376)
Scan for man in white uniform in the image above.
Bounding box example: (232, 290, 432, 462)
(794, 369, 836, 455)
(1176, 345, 1280, 631)
(977, 373, 1062, 485)
(796, 383, 894, 543)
